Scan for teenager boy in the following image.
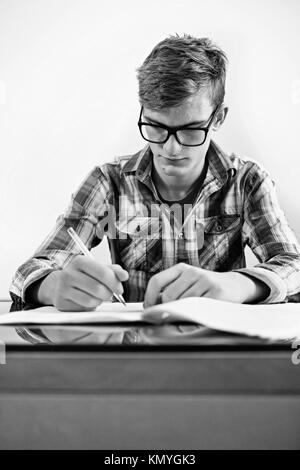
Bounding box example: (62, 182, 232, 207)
(10, 35, 300, 310)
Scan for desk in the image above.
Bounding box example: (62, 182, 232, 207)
(0, 301, 300, 449)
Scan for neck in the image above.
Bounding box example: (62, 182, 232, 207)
(152, 162, 205, 201)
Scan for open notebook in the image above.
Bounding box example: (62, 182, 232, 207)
(1, 297, 300, 341)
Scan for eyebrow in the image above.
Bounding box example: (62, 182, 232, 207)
(143, 114, 208, 127)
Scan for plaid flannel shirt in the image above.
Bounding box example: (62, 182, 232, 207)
(10, 140, 300, 304)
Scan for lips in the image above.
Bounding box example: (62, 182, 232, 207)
(160, 155, 186, 162)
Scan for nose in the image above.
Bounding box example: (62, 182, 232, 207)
(163, 134, 182, 157)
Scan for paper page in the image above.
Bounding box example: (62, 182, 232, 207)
(1, 297, 300, 341)
(144, 297, 300, 341)
(0, 302, 144, 325)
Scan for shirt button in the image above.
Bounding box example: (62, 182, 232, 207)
(178, 231, 184, 238)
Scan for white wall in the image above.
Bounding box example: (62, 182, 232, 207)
(0, 0, 299, 298)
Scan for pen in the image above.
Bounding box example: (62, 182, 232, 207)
(67, 227, 127, 307)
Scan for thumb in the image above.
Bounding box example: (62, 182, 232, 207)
(110, 264, 129, 282)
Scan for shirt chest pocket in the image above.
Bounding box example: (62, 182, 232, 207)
(116, 216, 161, 270)
(197, 214, 242, 265)
(203, 214, 241, 234)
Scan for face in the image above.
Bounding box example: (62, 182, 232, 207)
(143, 90, 226, 182)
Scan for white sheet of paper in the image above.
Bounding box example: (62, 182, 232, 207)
(143, 297, 300, 341)
(0, 302, 144, 324)
(1, 297, 300, 341)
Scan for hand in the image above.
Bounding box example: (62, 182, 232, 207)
(144, 263, 270, 307)
(37, 256, 129, 311)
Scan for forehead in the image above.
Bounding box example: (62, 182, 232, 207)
(144, 91, 213, 126)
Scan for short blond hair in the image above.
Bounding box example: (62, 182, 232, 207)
(137, 34, 227, 110)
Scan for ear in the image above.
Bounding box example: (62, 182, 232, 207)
(212, 106, 229, 131)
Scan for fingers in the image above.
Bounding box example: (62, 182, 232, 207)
(180, 280, 209, 299)
(68, 270, 113, 300)
(72, 256, 128, 295)
(54, 298, 93, 312)
(65, 287, 106, 310)
(52, 287, 104, 311)
(144, 264, 214, 307)
(110, 264, 129, 283)
(54, 257, 129, 311)
(144, 263, 184, 307)
(161, 267, 200, 303)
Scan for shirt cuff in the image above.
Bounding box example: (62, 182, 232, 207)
(21, 268, 57, 303)
(233, 266, 287, 304)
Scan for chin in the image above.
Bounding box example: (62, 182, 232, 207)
(161, 164, 188, 176)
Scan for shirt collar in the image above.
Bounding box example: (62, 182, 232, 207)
(121, 140, 235, 188)
(122, 145, 152, 174)
(207, 140, 236, 186)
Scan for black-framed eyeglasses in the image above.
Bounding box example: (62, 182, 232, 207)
(138, 104, 220, 147)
